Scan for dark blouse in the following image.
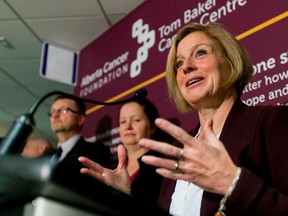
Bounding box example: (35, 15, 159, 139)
(130, 150, 164, 207)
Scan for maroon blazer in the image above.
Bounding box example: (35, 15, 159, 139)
(158, 98, 288, 216)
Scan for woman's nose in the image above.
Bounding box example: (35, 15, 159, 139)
(125, 121, 133, 129)
(181, 59, 196, 74)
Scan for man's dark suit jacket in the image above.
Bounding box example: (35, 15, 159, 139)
(52, 136, 112, 198)
(158, 98, 288, 216)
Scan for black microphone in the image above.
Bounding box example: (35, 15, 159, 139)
(0, 88, 148, 155)
(81, 88, 148, 105)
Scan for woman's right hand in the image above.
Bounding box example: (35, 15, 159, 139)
(79, 144, 132, 195)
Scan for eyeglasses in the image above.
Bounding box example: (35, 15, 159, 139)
(174, 43, 214, 72)
(48, 107, 80, 117)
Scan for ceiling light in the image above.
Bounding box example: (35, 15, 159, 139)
(0, 37, 14, 49)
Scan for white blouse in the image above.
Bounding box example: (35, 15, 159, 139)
(169, 129, 221, 216)
(170, 180, 203, 216)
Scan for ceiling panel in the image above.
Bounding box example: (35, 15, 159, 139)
(0, 20, 41, 59)
(6, 0, 102, 18)
(27, 17, 110, 50)
(101, 0, 144, 13)
(0, 1, 17, 19)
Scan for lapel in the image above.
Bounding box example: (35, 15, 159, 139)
(62, 136, 86, 166)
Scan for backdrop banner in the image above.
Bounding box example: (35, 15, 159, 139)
(75, 0, 288, 153)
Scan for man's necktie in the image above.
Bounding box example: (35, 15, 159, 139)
(52, 146, 63, 161)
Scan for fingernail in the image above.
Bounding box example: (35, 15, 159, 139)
(139, 139, 144, 145)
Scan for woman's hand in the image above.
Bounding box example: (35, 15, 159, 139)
(139, 118, 238, 195)
(79, 144, 131, 195)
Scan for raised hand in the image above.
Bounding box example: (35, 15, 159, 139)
(139, 118, 238, 195)
(79, 144, 132, 195)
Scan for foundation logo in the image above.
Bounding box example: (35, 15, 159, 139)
(130, 19, 155, 78)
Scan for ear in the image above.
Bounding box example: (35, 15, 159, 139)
(78, 115, 86, 126)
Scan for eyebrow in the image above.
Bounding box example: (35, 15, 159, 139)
(176, 43, 211, 58)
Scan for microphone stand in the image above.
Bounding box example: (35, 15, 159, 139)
(0, 89, 148, 155)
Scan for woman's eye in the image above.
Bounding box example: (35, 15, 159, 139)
(175, 61, 183, 70)
(195, 49, 208, 58)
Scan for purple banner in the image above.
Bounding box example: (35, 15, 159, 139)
(75, 0, 288, 153)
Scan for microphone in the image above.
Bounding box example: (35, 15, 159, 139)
(81, 88, 148, 105)
(0, 88, 148, 155)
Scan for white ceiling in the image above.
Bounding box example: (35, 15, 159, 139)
(0, 0, 145, 143)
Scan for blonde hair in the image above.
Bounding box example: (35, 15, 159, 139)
(166, 22, 253, 112)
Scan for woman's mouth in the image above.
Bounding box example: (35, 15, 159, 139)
(186, 78, 203, 87)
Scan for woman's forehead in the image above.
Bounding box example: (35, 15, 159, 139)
(178, 31, 211, 48)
